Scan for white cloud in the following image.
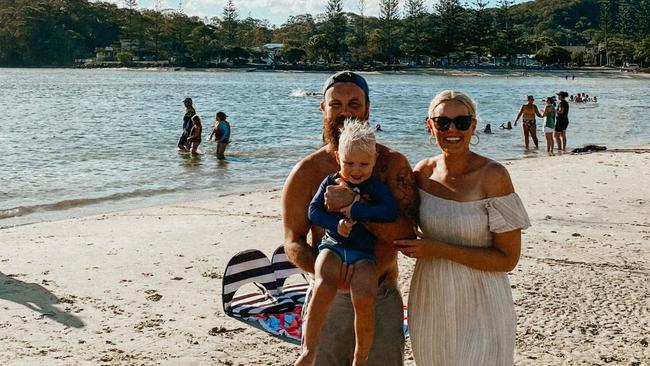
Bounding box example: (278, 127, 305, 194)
(97, 0, 512, 24)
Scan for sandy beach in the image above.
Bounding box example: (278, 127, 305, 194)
(1, 148, 648, 365)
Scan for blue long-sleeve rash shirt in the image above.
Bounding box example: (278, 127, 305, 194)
(308, 173, 398, 254)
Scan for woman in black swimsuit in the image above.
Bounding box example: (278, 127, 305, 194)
(554, 91, 570, 151)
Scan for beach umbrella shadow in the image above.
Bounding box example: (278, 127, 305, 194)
(0, 272, 84, 328)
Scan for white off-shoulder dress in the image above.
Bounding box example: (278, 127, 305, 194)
(409, 190, 530, 366)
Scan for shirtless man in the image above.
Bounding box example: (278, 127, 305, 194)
(282, 71, 418, 365)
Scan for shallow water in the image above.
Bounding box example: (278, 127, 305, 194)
(1, 68, 648, 226)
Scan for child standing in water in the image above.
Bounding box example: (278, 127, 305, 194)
(209, 111, 231, 160)
(542, 97, 556, 154)
(187, 114, 202, 155)
(295, 119, 398, 366)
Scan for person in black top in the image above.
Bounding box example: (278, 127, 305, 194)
(554, 91, 570, 151)
(178, 97, 196, 151)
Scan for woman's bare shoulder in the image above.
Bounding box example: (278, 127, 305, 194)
(414, 156, 439, 174)
(477, 156, 514, 197)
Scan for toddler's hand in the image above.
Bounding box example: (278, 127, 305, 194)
(340, 204, 353, 219)
(337, 218, 355, 238)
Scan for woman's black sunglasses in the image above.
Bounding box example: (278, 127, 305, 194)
(429, 115, 474, 131)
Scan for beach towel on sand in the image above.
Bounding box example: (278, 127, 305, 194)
(222, 246, 309, 344)
(221, 245, 409, 345)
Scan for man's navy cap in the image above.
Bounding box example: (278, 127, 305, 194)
(322, 71, 369, 99)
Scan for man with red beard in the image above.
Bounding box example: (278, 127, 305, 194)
(282, 71, 418, 365)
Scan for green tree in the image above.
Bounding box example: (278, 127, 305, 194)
(117, 50, 133, 64)
(618, 0, 636, 36)
(535, 46, 571, 65)
(322, 0, 347, 62)
(277, 15, 317, 49)
(633, 37, 650, 65)
(237, 17, 272, 47)
(348, 1, 371, 62)
(468, 0, 492, 59)
(377, 0, 401, 63)
(282, 47, 306, 63)
(434, 0, 465, 64)
(185, 24, 216, 64)
(221, 0, 239, 46)
(637, 0, 650, 38)
(401, 0, 428, 63)
(491, 0, 516, 60)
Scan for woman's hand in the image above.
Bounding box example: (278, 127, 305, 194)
(394, 226, 437, 259)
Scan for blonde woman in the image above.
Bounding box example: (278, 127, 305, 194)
(395, 90, 530, 365)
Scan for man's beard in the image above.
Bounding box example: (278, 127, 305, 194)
(323, 115, 347, 152)
(323, 110, 369, 152)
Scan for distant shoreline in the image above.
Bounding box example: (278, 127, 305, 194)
(71, 64, 650, 79)
(3, 64, 648, 78)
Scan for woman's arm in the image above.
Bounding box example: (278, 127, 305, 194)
(394, 230, 521, 272)
(514, 105, 524, 125)
(395, 160, 521, 272)
(535, 105, 543, 118)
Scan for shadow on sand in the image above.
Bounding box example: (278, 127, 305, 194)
(0, 272, 84, 328)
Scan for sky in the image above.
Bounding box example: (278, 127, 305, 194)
(98, 0, 522, 27)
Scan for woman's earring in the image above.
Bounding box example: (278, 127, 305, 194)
(470, 133, 480, 146)
(429, 134, 437, 145)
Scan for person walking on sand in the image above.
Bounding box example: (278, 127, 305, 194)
(296, 119, 398, 366)
(282, 70, 418, 366)
(178, 97, 196, 151)
(555, 91, 570, 151)
(395, 90, 530, 365)
(542, 97, 556, 154)
(514, 95, 542, 149)
(210, 111, 231, 160)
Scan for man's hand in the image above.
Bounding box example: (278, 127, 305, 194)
(324, 179, 355, 211)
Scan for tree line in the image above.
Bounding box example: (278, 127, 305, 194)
(1, 0, 649, 67)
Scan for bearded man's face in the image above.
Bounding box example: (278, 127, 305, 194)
(321, 82, 369, 152)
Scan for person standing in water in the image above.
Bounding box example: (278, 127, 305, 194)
(514, 95, 542, 149)
(541, 97, 556, 154)
(554, 91, 570, 151)
(187, 114, 202, 155)
(210, 111, 231, 160)
(178, 97, 196, 151)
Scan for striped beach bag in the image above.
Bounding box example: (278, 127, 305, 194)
(222, 246, 309, 344)
(221, 246, 410, 344)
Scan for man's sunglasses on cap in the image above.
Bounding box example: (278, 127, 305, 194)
(322, 71, 369, 98)
(428, 115, 474, 131)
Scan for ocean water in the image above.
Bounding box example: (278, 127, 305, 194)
(1, 68, 648, 226)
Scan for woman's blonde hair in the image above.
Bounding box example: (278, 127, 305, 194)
(428, 90, 478, 120)
(338, 118, 376, 157)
